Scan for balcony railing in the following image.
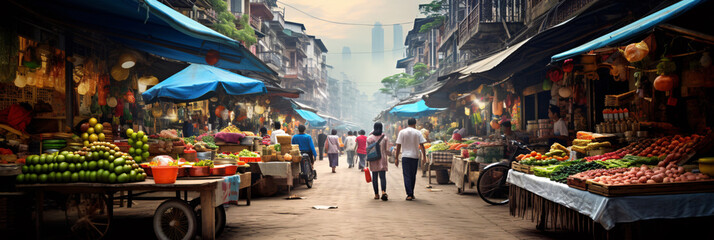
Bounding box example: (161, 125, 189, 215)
(285, 66, 307, 80)
(459, 0, 526, 45)
(259, 52, 283, 69)
(250, 15, 261, 31)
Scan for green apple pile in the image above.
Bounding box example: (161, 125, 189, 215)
(80, 117, 106, 146)
(16, 142, 146, 184)
(126, 128, 150, 163)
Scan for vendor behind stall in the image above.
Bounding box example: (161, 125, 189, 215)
(548, 105, 569, 146)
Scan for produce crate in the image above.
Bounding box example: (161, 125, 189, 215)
(429, 150, 460, 164)
(511, 162, 533, 174)
(586, 179, 714, 197)
(567, 177, 588, 191)
(240, 156, 262, 163)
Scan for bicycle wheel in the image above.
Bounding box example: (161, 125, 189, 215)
(153, 199, 197, 240)
(476, 165, 511, 205)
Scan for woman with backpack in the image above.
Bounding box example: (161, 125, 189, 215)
(367, 122, 390, 201)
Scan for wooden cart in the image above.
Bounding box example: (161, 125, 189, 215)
(450, 157, 483, 194)
(18, 176, 246, 240)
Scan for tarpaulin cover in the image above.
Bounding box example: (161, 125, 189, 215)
(142, 64, 266, 103)
(294, 109, 326, 128)
(17, 0, 275, 74)
(389, 100, 445, 118)
(552, 0, 705, 62)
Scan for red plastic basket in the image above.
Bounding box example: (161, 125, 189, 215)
(239, 157, 262, 163)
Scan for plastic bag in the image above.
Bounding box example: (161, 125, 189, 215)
(364, 167, 371, 183)
(152, 155, 175, 166)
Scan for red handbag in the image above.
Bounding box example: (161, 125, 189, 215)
(364, 167, 371, 183)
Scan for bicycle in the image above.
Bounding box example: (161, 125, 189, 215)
(299, 152, 316, 188)
(476, 140, 532, 205)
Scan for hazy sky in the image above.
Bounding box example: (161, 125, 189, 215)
(278, 0, 431, 98)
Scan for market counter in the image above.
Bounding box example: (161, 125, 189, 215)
(507, 170, 714, 232)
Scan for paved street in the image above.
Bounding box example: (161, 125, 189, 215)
(217, 155, 581, 239)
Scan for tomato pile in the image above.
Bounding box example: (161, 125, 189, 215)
(585, 133, 707, 163)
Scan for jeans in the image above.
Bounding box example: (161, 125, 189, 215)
(346, 151, 355, 167)
(372, 171, 386, 195)
(402, 157, 419, 197)
(357, 154, 366, 169)
(318, 146, 324, 160)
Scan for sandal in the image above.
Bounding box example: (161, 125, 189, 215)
(374, 194, 379, 200)
(381, 193, 388, 201)
(406, 196, 414, 201)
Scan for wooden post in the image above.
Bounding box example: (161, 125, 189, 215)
(34, 190, 44, 240)
(200, 187, 216, 240)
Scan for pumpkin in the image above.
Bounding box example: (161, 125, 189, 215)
(205, 50, 220, 65)
(490, 120, 501, 130)
(284, 153, 292, 161)
(653, 75, 676, 91)
(492, 100, 503, 116)
(624, 41, 649, 62)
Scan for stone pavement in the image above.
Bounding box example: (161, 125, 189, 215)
(219, 155, 582, 239)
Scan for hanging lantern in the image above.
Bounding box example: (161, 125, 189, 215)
(14, 72, 27, 88)
(111, 64, 129, 81)
(624, 41, 649, 62)
(562, 59, 574, 73)
(558, 87, 572, 98)
(205, 50, 220, 65)
(118, 52, 138, 69)
(255, 105, 265, 114)
(542, 79, 552, 90)
(124, 90, 135, 104)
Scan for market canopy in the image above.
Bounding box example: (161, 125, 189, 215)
(293, 109, 326, 128)
(15, 0, 276, 74)
(142, 64, 267, 103)
(551, 0, 705, 62)
(389, 100, 445, 118)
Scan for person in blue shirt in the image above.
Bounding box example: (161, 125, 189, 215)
(291, 125, 317, 164)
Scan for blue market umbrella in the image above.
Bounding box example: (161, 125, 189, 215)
(142, 64, 267, 103)
(389, 100, 445, 118)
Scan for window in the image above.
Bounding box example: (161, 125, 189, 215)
(230, 0, 242, 14)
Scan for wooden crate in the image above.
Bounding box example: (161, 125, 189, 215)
(586, 179, 714, 197)
(567, 177, 588, 191)
(511, 162, 533, 174)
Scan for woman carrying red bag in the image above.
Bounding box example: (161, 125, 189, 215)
(367, 122, 390, 201)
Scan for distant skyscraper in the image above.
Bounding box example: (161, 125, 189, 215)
(393, 24, 403, 58)
(372, 22, 384, 62)
(342, 46, 351, 62)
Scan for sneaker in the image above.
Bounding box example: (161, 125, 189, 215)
(406, 196, 414, 201)
(381, 194, 388, 201)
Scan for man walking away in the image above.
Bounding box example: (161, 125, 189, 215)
(395, 118, 427, 201)
(317, 130, 327, 161)
(291, 125, 317, 179)
(355, 130, 368, 171)
(325, 129, 340, 173)
(345, 131, 357, 168)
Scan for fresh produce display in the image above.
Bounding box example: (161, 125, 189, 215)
(532, 165, 563, 178)
(273, 143, 281, 152)
(428, 143, 449, 152)
(572, 141, 611, 153)
(570, 168, 630, 182)
(16, 142, 146, 184)
(184, 136, 196, 145)
(158, 129, 179, 139)
(194, 160, 214, 168)
(589, 163, 710, 185)
(584, 148, 629, 161)
(79, 117, 107, 146)
(621, 155, 661, 165)
(549, 161, 604, 183)
(192, 141, 217, 152)
(517, 147, 569, 166)
(42, 139, 67, 150)
(125, 128, 150, 163)
(595, 159, 631, 169)
(221, 125, 241, 133)
(237, 149, 259, 157)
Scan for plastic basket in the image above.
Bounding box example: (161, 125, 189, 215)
(151, 166, 178, 184)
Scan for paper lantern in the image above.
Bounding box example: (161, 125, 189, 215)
(624, 41, 649, 62)
(558, 87, 572, 98)
(205, 50, 220, 65)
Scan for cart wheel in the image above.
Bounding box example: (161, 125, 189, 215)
(153, 199, 197, 240)
(65, 193, 111, 239)
(189, 198, 227, 237)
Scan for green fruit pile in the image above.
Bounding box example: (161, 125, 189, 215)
(126, 128, 150, 163)
(16, 142, 146, 184)
(80, 117, 107, 146)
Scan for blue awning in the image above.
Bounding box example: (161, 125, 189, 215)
(294, 109, 327, 128)
(389, 100, 445, 118)
(16, 0, 276, 74)
(142, 64, 266, 103)
(552, 0, 705, 62)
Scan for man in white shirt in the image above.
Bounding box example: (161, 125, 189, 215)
(549, 105, 569, 146)
(270, 121, 286, 145)
(395, 118, 427, 201)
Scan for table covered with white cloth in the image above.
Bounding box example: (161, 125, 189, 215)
(507, 170, 714, 230)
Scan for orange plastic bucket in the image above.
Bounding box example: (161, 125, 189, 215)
(152, 166, 179, 184)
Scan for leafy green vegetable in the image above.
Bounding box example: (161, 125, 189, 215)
(195, 160, 214, 168)
(237, 149, 259, 157)
(429, 143, 449, 151)
(549, 162, 603, 183)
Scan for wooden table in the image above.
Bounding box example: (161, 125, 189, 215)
(18, 178, 224, 240)
(450, 157, 482, 194)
